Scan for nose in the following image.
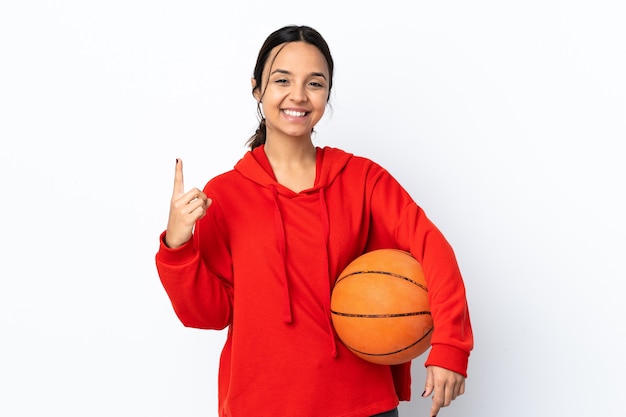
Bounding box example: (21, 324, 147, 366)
(289, 82, 308, 102)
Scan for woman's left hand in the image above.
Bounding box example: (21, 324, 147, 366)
(422, 366, 465, 416)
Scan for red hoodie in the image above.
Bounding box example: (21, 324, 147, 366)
(156, 145, 473, 417)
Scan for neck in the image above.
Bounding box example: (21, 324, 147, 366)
(263, 136, 316, 167)
(263, 136, 317, 193)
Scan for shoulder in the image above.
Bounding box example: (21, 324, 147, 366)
(203, 149, 257, 191)
(203, 169, 241, 192)
(322, 146, 386, 172)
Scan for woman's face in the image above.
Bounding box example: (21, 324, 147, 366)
(254, 41, 330, 142)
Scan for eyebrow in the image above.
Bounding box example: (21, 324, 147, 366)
(270, 68, 328, 80)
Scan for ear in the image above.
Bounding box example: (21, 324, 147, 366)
(251, 78, 261, 102)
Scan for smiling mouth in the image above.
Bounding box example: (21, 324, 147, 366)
(283, 109, 308, 117)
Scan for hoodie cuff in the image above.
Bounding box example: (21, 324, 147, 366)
(424, 344, 469, 378)
(156, 231, 197, 265)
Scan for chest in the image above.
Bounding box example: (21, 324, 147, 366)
(222, 185, 369, 271)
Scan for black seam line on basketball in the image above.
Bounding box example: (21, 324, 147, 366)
(330, 310, 431, 318)
(344, 327, 434, 357)
(339, 270, 428, 292)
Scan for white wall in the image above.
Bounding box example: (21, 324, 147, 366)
(1, 1, 624, 416)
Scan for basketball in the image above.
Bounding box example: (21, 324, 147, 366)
(330, 249, 433, 365)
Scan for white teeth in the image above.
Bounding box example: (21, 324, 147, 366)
(283, 110, 306, 117)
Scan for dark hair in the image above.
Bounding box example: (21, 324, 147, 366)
(246, 25, 334, 149)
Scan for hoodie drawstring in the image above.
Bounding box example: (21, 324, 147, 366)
(270, 185, 338, 357)
(271, 185, 293, 324)
(318, 188, 338, 357)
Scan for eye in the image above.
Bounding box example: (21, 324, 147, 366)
(273, 78, 289, 84)
(309, 81, 325, 88)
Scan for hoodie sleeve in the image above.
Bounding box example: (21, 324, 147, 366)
(367, 167, 473, 378)
(155, 185, 233, 330)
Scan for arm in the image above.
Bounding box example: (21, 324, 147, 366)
(156, 230, 232, 330)
(367, 168, 473, 413)
(155, 159, 233, 330)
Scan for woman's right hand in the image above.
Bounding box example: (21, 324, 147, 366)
(165, 158, 211, 249)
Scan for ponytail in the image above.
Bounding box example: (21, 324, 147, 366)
(246, 117, 266, 150)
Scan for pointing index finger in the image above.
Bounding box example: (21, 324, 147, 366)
(173, 158, 184, 197)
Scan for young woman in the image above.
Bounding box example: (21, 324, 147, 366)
(156, 25, 473, 417)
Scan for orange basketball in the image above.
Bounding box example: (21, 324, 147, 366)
(330, 249, 433, 365)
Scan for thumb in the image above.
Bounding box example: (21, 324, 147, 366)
(173, 158, 184, 197)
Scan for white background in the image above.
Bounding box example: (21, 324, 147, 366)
(1, 1, 625, 416)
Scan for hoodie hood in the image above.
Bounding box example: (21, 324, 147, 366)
(234, 145, 352, 356)
(234, 145, 353, 194)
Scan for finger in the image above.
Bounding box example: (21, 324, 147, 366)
(422, 367, 434, 398)
(430, 381, 450, 417)
(176, 189, 207, 210)
(444, 381, 455, 406)
(190, 199, 210, 220)
(173, 158, 185, 197)
(450, 379, 462, 401)
(430, 397, 442, 417)
(184, 193, 209, 215)
(428, 376, 448, 417)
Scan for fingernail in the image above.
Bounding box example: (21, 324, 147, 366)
(176, 158, 179, 164)
(421, 390, 426, 397)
